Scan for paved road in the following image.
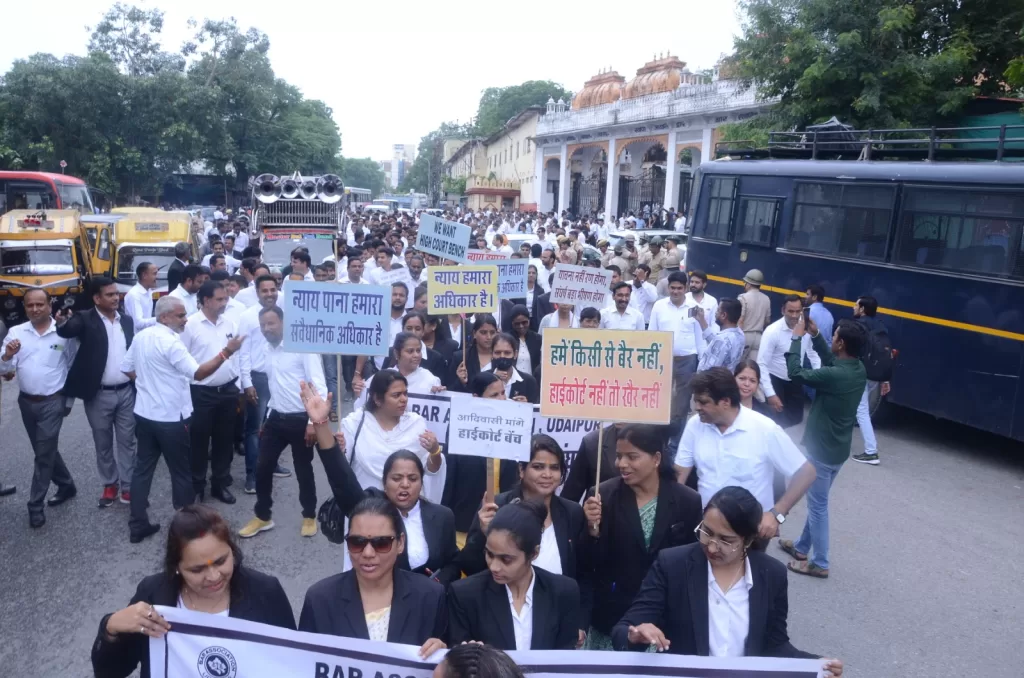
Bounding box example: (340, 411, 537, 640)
(0, 378, 1021, 677)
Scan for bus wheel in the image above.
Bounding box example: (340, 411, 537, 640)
(867, 382, 890, 426)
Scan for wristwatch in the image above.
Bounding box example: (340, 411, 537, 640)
(770, 508, 786, 524)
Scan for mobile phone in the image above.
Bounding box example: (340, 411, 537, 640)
(688, 307, 696, 318)
(802, 307, 810, 323)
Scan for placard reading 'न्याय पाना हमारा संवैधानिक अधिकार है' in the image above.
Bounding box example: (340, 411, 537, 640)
(281, 281, 392, 356)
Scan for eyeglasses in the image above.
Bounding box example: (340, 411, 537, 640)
(694, 522, 742, 554)
(345, 535, 396, 554)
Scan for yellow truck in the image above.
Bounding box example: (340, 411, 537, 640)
(108, 211, 195, 296)
(0, 209, 99, 326)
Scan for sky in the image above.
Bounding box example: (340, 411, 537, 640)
(3, 0, 744, 162)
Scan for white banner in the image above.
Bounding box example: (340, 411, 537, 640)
(549, 263, 611, 311)
(449, 395, 532, 461)
(151, 606, 824, 678)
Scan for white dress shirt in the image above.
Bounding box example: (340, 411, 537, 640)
(757, 317, 821, 398)
(238, 304, 270, 388)
(516, 340, 532, 374)
(676, 406, 807, 511)
(123, 283, 157, 332)
(600, 306, 646, 331)
(201, 253, 241, 274)
(648, 297, 706, 357)
(180, 311, 238, 386)
(500, 367, 524, 400)
(628, 281, 658, 323)
(234, 284, 258, 309)
(232, 230, 249, 251)
(339, 276, 370, 285)
(355, 366, 440, 410)
(0, 320, 75, 396)
(121, 323, 199, 421)
(168, 285, 198, 315)
(97, 309, 130, 386)
(708, 558, 753, 658)
(533, 524, 562, 575)
(403, 500, 429, 571)
(538, 312, 579, 337)
(340, 410, 446, 503)
(266, 341, 327, 414)
(507, 568, 537, 651)
(373, 315, 406, 370)
(223, 297, 245, 328)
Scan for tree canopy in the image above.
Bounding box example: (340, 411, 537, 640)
(0, 3, 342, 202)
(732, 0, 1024, 129)
(341, 158, 387, 197)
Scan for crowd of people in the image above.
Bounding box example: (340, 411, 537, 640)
(0, 204, 896, 676)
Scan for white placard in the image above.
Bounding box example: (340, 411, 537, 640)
(448, 394, 533, 462)
(549, 263, 611, 310)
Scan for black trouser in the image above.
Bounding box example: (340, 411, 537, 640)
(253, 411, 316, 521)
(130, 415, 193, 532)
(342, 355, 356, 393)
(770, 374, 805, 429)
(189, 382, 239, 493)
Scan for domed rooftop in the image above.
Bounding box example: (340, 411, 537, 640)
(622, 54, 687, 100)
(571, 68, 626, 110)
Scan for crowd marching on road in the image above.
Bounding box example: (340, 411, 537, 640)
(0, 202, 911, 677)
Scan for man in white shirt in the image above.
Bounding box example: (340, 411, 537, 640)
(201, 242, 240, 274)
(675, 367, 817, 546)
(0, 289, 77, 528)
(181, 281, 243, 505)
(649, 271, 706, 449)
(211, 270, 246, 326)
(234, 262, 269, 309)
(168, 264, 207, 315)
(122, 292, 242, 542)
(354, 282, 408, 378)
(683, 270, 718, 326)
(366, 247, 396, 285)
(232, 222, 250, 252)
(123, 262, 159, 332)
(339, 252, 368, 285)
(758, 294, 820, 429)
(537, 249, 557, 292)
(239, 305, 329, 539)
(601, 282, 646, 331)
(290, 250, 315, 281)
(629, 264, 659, 324)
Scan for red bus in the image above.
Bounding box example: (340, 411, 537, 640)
(0, 171, 94, 213)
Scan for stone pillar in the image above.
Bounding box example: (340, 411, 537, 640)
(702, 126, 714, 163)
(557, 143, 569, 216)
(533, 147, 544, 209)
(604, 137, 618, 227)
(664, 130, 678, 212)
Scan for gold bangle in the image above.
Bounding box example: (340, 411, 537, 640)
(429, 444, 441, 456)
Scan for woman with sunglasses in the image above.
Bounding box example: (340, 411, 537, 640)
(610, 487, 844, 676)
(92, 505, 295, 678)
(299, 495, 448, 658)
(448, 501, 581, 650)
(447, 314, 498, 392)
(380, 312, 447, 379)
(487, 333, 539, 404)
(508, 305, 542, 377)
(580, 424, 703, 650)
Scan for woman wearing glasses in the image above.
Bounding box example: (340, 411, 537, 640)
(610, 486, 844, 676)
(299, 494, 448, 658)
(508, 305, 542, 376)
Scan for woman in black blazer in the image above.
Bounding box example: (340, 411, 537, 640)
(508, 304, 542, 375)
(303, 392, 461, 586)
(381, 311, 447, 380)
(424, 314, 459, 373)
(448, 501, 581, 650)
(611, 487, 844, 676)
(92, 505, 295, 678)
(486, 331, 540, 403)
(447, 314, 498, 392)
(299, 495, 448, 659)
(580, 424, 703, 650)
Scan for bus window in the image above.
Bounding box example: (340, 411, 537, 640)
(8, 181, 56, 211)
(894, 187, 1024, 277)
(735, 197, 781, 246)
(0, 180, 6, 213)
(790, 182, 894, 259)
(695, 177, 736, 241)
(57, 182, 94, 211)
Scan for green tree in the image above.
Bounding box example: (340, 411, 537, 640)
(733, 0, 1024, 129)
(341, 157, 386, 197)
(473, 80, 572, 136)
(88, 2, 184, 76)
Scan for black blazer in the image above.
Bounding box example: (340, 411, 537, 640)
(530, 292, 555, 333)
(494, 368, 539, 404)
(315, 442, 462, 586)
(561, 424, 619, 503)
(445, 346, 480, 392)
(91, 567, 295, 678)
(448, 568, 580, 650)
(514, 330, 543, 375)
(440, 455, 519, 533)
(429, 337, 460, 371)
(582, 475, 703, 634)
(299, 568, 447, 645)
(56, 308, 135, 401)
(611, 544, 819, 659)
(167, 258, 186, 293)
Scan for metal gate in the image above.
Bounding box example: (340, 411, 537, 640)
(569, 171, 606, 218)
(617, 167, 665, 219)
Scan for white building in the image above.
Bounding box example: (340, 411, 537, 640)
(391, 144, 416, 188)
(531, 54, 777, 222)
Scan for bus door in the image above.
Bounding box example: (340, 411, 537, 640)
(90, 224, 114, 277)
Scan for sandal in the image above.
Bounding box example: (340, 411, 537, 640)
(778, 539, 807, 561)
(787, 560, 829, 579)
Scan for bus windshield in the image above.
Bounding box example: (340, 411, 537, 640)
(0, 246, 74, 275)
(116, 245, 177, 282)
(57, 183, 95, 212)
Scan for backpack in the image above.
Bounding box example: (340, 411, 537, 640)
(861, 324, 894, 382)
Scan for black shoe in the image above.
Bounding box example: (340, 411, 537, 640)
(29, 513, 45, 529)
(211, 486, 236, 505)
(234, 444, 245, 457)
(129, 523, 160, 544)
(193, 490, 205, 504)
(46, 486, 77, 507)
(0, 483, 15, 497)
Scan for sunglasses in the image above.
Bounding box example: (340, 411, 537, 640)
(345, 535, 396, 554)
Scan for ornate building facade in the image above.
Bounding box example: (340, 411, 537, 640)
(531, 54, 777, 222)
